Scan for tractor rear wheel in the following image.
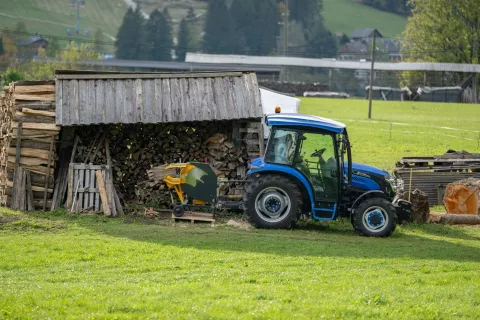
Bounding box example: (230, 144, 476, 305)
(244, 175, 302, 229)
(352, 198, 397, 237)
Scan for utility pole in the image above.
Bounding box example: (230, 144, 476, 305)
(282, 0, 289, 82)
(75, 0, 80, 34)
(368, 33, 376, 119)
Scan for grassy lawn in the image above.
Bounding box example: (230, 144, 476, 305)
(0, 0, 128, 48)
(323, 0, 407, 37)
(1, 209, 480, 319)
(299, 98, 480, 171)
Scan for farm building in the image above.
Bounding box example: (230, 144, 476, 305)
(0, 71, 264, 213)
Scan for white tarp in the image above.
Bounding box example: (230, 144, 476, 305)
(260, 87, 300, 139)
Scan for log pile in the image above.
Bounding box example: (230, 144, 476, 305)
(73, 120, 257, 206)
(0, 81, 58, 210)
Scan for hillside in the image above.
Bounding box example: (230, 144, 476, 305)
(0, 0, 406, 55)
(324, 0, 407, 37)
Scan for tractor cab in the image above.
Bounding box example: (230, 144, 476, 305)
(246, 113, 411, 237)
(254, 114, 350, 220)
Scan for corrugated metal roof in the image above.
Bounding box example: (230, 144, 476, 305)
(55, 71, 263, 126)
(186, 53, 480, 73)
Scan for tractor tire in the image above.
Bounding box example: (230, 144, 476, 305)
(352, 198, 397, 237)
(244, 174, 302, 229)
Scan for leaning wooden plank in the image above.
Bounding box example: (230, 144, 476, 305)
(7, 147, 50, 160)
(14, 85, 55, 95)
(19, 170, 27, 211)
(8, 156, 55, 167)
(14, 94, 55, 101)
(6, 180, 54, 193)
(11, 122, 60, 131)
(96, 170, 111, 216)
(22, 108, 56, 118)
(105, 139, 116, 217)
(113, 187, 124, 216)
(25, 171, 35, 211)
(43, 137, 55, 210)
(11, 121, 23, 209)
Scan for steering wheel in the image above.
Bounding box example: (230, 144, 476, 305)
(311, 148, 326, 158)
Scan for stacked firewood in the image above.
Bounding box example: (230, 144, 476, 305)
(0, 81, 58, 210)
(73, 120, 254, 206)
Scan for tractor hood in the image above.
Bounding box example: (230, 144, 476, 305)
(249, 158, 390, 178)
(347, 162, 390, 178)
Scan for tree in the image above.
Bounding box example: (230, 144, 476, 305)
(14, 21, 27, 42)
(11, 42, 100, 81)
(93, 28, 103, 53)
(145, 9, 173, 61)
(230, 0, 278, 55)
(305, 19, 337, 58)
(203, 0, 241, 54)
(46, 38, 60, 57)
(115, 7, 147, 60)
(402, 0, 480, 65)
(176, 18, 191, 61)
(288, 0, 322, 32)
(0, 38, 4, 56)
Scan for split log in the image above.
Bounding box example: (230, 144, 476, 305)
(7, 147, 51, 160)
(12, 128, 59, 137)
(14, 85, 55, 95)
(429, 213, 480, 225)
(9, 140, 52, 151)
(6, 180, 53, 193)
(14, 93, 55, 101)
(21, 108, 56, 118)
(8, 155, 55, 167)
(11, 122, 60, 131)
(16, 103, 54, 111)
(7, 164, 54, 176)
(14, 113, 55, 124)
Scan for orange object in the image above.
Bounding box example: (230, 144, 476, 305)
(443, 184, 479, 215)
(275, 106, 281, 113)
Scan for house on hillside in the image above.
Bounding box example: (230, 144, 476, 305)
(338, 28, 401, 62)
(17, 34, 49, 59)
(336, 28, 401, 96)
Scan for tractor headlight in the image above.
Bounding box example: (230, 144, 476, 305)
(385, 176, 403, 194)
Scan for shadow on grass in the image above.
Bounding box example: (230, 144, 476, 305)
(68, 213, 480, 263)
(8, 210, 480, 263)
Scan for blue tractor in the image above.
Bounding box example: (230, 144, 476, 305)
(244, 113, 412, 237)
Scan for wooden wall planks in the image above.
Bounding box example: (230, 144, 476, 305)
(56, 72, 262, 126)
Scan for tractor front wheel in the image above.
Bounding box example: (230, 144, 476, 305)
(244, 175, 302, 229)
(352, 198, 397, 237)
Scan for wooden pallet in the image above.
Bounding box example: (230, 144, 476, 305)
(172, 212, 215, 224)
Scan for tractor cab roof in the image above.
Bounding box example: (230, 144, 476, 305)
(266, 113, 346, 134)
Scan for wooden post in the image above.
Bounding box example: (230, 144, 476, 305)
(368, 33, 376, 119)
(43, 137, 55, 211)
(96, 170, 111, 216)
(11, 121, 23, 209)
(66, 163, 74, 210)
(423, 71, 427, 87)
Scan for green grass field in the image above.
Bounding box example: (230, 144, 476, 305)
(299, 98, 480, 171)
(1, 209, 480, 319)
(323, 0, 407, 37)
(1, 99, 480, 318)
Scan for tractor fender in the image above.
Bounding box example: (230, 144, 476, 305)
(351, 190, 388, 215)
(250, 166, 315, 212)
